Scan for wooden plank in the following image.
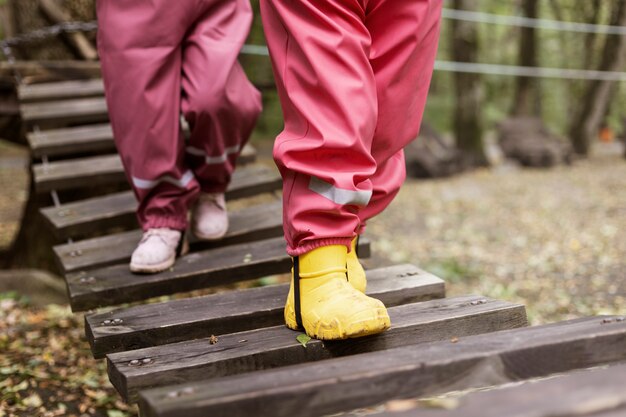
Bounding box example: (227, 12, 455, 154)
(54, 200, 284, 273)
(33, 154, 125, 193)
(26, 122, 257, 160)
(66, 237, 370, 312)
(20, 96, 109, 127)
(27, 123, 115, 157)
(18, 78, 104, 103)
(0, 61, 102, 80)
(379, 364, 626, 417)
(40, 164, 282, 238)
(138, 316, 626, 417)
(110, 295, 526, 402)
(41, 190, 136, 238)
(86, 264, 443, 358)
(32, 145, 257, 193)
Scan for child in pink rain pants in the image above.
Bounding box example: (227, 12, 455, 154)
(97, 0, 262, 273)
(261, 0, 442, 340)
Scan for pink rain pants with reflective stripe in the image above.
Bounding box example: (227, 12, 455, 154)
(97, 0, 262, 231)
(260, 0, 442, 255)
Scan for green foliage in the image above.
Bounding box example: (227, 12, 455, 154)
(423, 258, 481, 284)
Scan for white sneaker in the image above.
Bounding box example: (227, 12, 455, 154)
(130, 228, 187, 274)
(191, 192, 228, 240)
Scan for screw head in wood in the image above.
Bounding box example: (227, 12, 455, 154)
(470, 300, 479, 306)
(129, 359, 140, 366)
(142, 358, 153, 364)
(69, 250, 83, 257)
(113, 318, 123, 324)
(102, 319, 112, 325)
(79, 276, 96, 284)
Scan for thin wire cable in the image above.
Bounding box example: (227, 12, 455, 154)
(434, 60, 626, 82)
(442, 8, 626, 36)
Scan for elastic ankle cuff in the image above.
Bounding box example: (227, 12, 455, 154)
(288, 238, 353, 256)
(143, 217, 187, 231)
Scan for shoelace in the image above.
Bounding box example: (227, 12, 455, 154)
(139, 230, 173, 246)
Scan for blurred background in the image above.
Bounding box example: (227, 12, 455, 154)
(0, 0, 624, 415)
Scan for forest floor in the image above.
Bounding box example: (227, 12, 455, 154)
(1, 139, 625, 416)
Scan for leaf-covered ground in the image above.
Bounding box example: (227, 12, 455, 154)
(367, 146, 626, 324)
(0, 296, 137, 417)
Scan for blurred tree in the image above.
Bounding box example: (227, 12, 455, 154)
(451, 0, 488, 167)
(511, 0, 540, 117)
(568, 0, 626, 155)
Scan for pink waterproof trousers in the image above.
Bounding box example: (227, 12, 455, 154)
(261, 0, 442, 255)
(97, 0, 262, 231)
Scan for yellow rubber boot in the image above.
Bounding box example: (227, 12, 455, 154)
(347, 236, 366, 293)
(284, 245, 390, 340)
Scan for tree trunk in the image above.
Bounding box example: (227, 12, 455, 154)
(569, 0, 626, 156)
(511, 0, 540, 117)
(451, 0, 488, 167)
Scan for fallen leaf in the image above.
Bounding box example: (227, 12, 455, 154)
(22, 393, 43, 407)
(296, 334, 311, 347)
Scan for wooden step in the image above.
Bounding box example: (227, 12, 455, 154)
(33, 153, 125, 193)
(27, 123, 115, 158)
(378, 363, 626, 417)
(86, 264, 443, 358)
(26, 121, 232, 159)
(138, 316, 626, 417)
(54, 201, 283, 273)
(40, 164, 282, 239)
(66, 237, 370, 312)
(21, 96, 109, 127)
(33, 145, 257, 193)
(109, 295, 526, 402)
(18, 79, 105, 103)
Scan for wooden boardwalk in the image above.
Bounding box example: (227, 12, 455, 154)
(19, 77, 626, 417)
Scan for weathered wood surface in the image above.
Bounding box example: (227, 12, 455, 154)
(41, 190, 136, 238)
(381, 363, 626, 417)
(110, 295, 526, 402)
(40, 165, 282, 238)
(27, 123, 115, 157)
(21, 96, 109, 127)
(33, 154, 125, 193)
(0, 61, 102, 80)
(32, 145, 257, 192)
(66, 237, 370, 312)
(138, 316, 626, 417)
(26, 122, 254, 159)
(86, 265, 442, 358)
(18, 78, 104, 103)
(54, 201, 283, 273)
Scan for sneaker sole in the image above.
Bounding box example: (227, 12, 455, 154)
(191, 228, 228, 241)
(129, 238, 189, 274)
